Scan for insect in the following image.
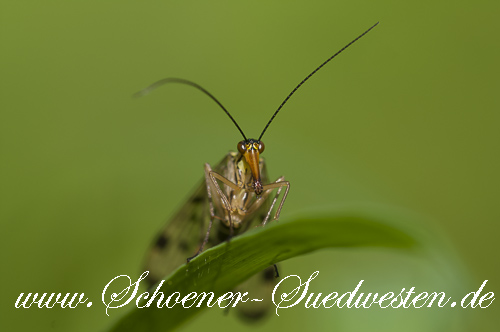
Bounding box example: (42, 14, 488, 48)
(138, 22, 378, 318)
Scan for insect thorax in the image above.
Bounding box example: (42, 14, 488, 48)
(215, 152, 267, 230)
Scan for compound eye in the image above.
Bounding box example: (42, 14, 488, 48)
(258, 141, 265, 154)
(237, 141, 246, 154)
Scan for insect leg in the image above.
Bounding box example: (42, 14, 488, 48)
(208, 170, 240, 238)
(261, 179, 290, 226)
(258, 178, 286, 279)
(187, 163, 240, 261)
(186, 164, 219, 262)
(187, 216, 214, 262)
(260, 176, 286, 226)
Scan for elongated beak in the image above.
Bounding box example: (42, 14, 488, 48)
(244, 148, 263, 195)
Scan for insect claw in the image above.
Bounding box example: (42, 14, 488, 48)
(187, 251, 200, 263)
(273, 264, 280, 278)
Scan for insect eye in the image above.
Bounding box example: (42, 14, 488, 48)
(258, 141, 265, 154)
(237, 141, 246, 154)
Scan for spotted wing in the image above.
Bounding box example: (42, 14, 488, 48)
(234, 265, 278, 320)
(142, 156, 230, 288)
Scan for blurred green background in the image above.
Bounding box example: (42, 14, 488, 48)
(1, 1, 499, 331)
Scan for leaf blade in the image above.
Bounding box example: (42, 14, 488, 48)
(106, 206, 425, 332)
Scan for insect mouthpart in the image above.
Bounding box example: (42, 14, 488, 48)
(237, 139, 265, 195)
(253, 180, 264, 196)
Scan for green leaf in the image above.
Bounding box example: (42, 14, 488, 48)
(105, 205, 432, 332)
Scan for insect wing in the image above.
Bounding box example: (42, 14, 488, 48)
(234, 265, 278, 320)
(142, 182, 208, 287)
(142, 157, 230, 287)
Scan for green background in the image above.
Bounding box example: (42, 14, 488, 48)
(1, 1, 498, 331)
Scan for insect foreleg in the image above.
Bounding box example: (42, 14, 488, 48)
(187, 215, 214, 262)
(187, 163, 235, 263)
(261, 180, 290, 225)
(205, 165, 238, 237)
(259, 176, 285, 226)
(186, 167, 220, 263)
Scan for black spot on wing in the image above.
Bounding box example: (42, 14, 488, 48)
(262, 267, 276, 281)
(192, 195, 204, 203)
(178, 240, 190, 252)
(236, 307, 269, 321)
(155, 234, 169, 249)
(190, 210, 199, 221)
(146, 275, 159, 291)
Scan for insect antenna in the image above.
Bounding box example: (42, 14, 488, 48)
(258, 22, 379, 140)
(134, 77, 248, 140)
